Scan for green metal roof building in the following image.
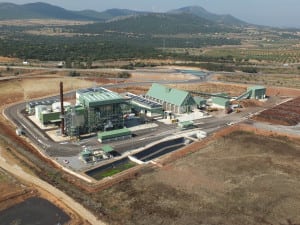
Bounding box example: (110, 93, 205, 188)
(178, 121, 194, 129)
(101, 145, 114, 153)
(40, 111, 61, 124)
(78, 87, 126, 108)
(145, 83, 196, 114)
(98, 128, 132, 143)
(193, 96, 207, 108)
(212, 97, 230, 109)
(247, 86, 266, 100)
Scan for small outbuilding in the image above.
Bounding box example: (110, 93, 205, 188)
(98, 128, 132, 143)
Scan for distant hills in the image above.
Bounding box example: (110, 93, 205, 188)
(0, 2, 247, 26)
(169, 6, 247, 26)
(0, 2, 93, 20)
(74, 13, 237, 35)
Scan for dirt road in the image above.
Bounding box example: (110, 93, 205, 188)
(0, 147, 105, 225)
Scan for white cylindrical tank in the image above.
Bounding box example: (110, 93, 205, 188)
(52, 102, 71, 112)
(35, 105, 47, 119)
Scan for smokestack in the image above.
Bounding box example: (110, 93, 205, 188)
(60, 81, 65, 135)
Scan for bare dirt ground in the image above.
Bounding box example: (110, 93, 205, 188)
(0, 19, 93, 26)
(174, 82, 247, 97)
(0, 77, 98, 106)
(0, 57, 19, 63)
(1, 68, 300, 225)
(0, 168, 36, 212)
(217, 73, 300, 89)
(0, 146, 87, 225)
(267, 86, 300, 97)
(130, 71, 198, 81)
(254, 97, 300, 126)
(95, 131, 300, 225)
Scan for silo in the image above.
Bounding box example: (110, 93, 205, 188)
(52, 102, 71, 112)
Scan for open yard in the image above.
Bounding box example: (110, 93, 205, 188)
(95, 131, 300, 225)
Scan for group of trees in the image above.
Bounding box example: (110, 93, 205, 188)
(0, 33, 161, 61)
(0, 32, 241, 64)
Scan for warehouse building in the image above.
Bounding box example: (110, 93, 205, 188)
(247, 86, 266, 100)
(145, 83, 196, 114)
(98, 128, 132, 143)
(211, 94, 230, 109)
(125, 92, 163, 117)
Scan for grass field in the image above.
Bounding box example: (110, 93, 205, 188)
(92, 162, 136, 180)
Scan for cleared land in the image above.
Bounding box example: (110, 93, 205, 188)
(0, 77, 100, 106)
(217, 73, 300, 89)
(0, 158, 84, 224)
(0, 19, 93, 26)
(254, 97, 300, 126)
(173, 82, 247, 97)
(95, 131, 300, 225)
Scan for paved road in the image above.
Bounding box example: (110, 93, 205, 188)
(5, 101, 83, 157)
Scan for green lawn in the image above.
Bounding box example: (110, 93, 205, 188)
(92, 162, 136, 180)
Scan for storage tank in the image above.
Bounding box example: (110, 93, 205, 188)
(52, 102, 71, 112)
(35, 105, 48, 119)
(42, 105, 52, 114)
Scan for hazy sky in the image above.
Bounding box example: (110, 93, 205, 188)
(3, 0, 300, 27)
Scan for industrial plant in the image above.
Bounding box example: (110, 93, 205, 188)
(26, 82, 266, 140)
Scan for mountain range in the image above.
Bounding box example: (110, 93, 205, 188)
(0, 2, 247, 26)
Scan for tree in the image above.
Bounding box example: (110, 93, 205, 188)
(69, 71, 80, 77)
(118, 71, 131, 78)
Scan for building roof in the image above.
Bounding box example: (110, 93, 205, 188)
(179, 121, 194, 127)
(212, 97, 230, 106)
(247, 86, 266, 91)
(80, 149, 92, 157)
(126, 92, 162, 110)
(193, 96, 206, 105)
(101, 145, 114, 153)
(78, 87, 126, 107)
(98, 128, 132, 140)
(146, 83, 196, 107)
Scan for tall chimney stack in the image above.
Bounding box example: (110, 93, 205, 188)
(60, 81, 65, 135)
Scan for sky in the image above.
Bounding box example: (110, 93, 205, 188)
(3, 0, 300, 27)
